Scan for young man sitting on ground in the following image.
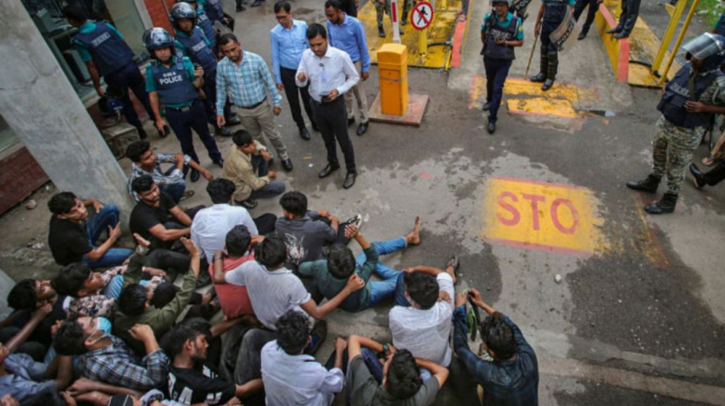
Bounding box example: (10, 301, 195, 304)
(114, 238, 201, 355)
(126, 140, 213, 203)
(164, 318, 262, 405)
(453, 288, 539, 406)
(299, 218, 422, 311)
(223, 130, 286, 209)
(275, 191, 360, 269)
(261, 310, 346, 405)
(346, 334, 448, 406)
(130, 175, 201, 251)
(210, 226, 256, 320)
(212, 234, 364, 395)
(388, 257, 459, 373)
(54, 319, 168, 391)
(47, 192, 132, 268)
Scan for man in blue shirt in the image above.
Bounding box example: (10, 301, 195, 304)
(325, 0, 371, 136)
(530, 0, 574, 91)
(481, 0, 524, 134)
(63, 6, 159, 140)
(144, 28, 224, 178)
(170, 2, 239, 138)
(271, 1, 317, 141)
(453, 288, 539, 406)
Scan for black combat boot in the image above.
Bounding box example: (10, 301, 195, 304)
(542, 51, 558, 91)
(402, 11, 408, 25)
(530, 48, 548, 83)
(626, 174, 661, 193)
(644, 193, 678, 214)
(378, 24, 385, 38)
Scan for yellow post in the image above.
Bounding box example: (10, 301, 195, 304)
(651, 0, 687, 75)
(439, 0, 447, 10)
(659, 0, 700, 85)
(377, 43, 409, 116)
(419, 25, 428, 56)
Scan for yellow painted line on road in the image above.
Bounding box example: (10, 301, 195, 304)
(469, 75, 599, 119)
(483, 177, 607, 256)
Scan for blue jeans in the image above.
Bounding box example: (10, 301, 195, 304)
(394, 272, 411, 307)
(102, 274, 124, 299)
(160, 166, 187, 203)
(82, 205, 133, 268)
(355, 237, 406, 308)
(249, 155, 286, 200)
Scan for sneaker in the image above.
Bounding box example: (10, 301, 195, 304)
(234, 198, 258, 209)
(346, 214, 363, 230)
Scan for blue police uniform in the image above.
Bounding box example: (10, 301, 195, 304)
(195, 4, 217, 49)
(146, 56, 222, 165)
(174, 27, 232, 125)
(541, 0, 571, 52)
(204, 0, 225, 22)
(72, 21, 154, 130)
(482, 12, 523, 124)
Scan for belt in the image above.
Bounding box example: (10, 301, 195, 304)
(165, 99, 199, 112)
(239, 98, 267, 109)
(312, 96, 342, 106)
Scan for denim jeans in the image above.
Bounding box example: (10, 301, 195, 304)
(394, 272, 411, 307)
(102, 274, 124, 299)
(249, 155, 286, 200)
(82, 205, 133, 268)
(356, 237, 406, 308)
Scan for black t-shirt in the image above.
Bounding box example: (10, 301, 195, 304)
(48, 216, 93, 266)
(13, 296, 69, 348)
(129, 192, 176, 249)
(167, 364, 235, 405)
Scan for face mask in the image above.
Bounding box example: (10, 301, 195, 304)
(96, 317, 113, 338)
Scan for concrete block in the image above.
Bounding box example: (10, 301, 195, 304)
(101, 123, 140, 159)
(367, 93, 429, 127)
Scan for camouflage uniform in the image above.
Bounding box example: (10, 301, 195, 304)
(376, 0, 413, 27)
(651, 75, 725, 194)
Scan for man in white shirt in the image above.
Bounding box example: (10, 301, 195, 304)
(296, 23, 360, 189)
(261, 310, 346, 406)
(388, 257, 459, 370)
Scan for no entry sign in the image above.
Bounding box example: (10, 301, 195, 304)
(411, 2, 433, 30)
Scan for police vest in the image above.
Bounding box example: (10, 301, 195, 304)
(483, 14, 519, 60)
(543, 0, 568, 23)
(205, 0, 225, 22)
(176, 27, 217, 72)
(150, 58, 200, 106)
(73, 22, 135, 76)
(196, 8, 216, 48)
(657, 62, 723, 129)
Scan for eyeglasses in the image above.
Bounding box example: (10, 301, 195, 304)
(275, 14, 288, 20)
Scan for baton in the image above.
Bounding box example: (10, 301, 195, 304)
(525, 34, 538, 78)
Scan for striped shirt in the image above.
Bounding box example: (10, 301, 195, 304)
(216, 51, 282, 113)
(127, 152, 192, 202)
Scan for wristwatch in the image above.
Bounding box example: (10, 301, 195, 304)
(382, 343, 390, 353)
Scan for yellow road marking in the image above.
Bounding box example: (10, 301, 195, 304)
(483, 177, 607, 255)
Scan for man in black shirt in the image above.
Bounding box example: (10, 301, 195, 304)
(47, 192, 132, 267)
(129, 175, 200, 251)
(164, 319, 262, 405)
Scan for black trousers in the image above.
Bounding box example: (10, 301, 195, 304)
(703, 161, 725, 186)
(617, 0, 641, 34)
(280, 67, 316, 130)
(574, 0, 599, 33)
(310, 97, 357, 173)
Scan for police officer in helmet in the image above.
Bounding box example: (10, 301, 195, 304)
(144, 28, 224, 182)
(63, 6, 162, 139)
(530, 0, 574, 91)
(177, 0, 217, 50)
(481, 0, 524, 135)
(627, 33, 725, 214)
(170, 2, 239, 137)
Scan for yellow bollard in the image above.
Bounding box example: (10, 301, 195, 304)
(659, 0, 700, 85)
(377, 43, 409, 116)
(439, 0, 447, 11)
(419, 25, 428, 56)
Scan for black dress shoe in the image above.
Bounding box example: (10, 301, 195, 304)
(347, 117, 355, 127)
(487, 121, 496, 134)
(356, 122, 368, 136)
(224, 116, 242, 126)
(613, 32, 629, 39)
(251, 0, 262, 6)
(282, 159, 293, 171)
(215, 126, 233, 137)
(343, 171, 356, 189)
(236, 5, 246, 11)
(319, 163, 340, 178)
(689, 163, 706, 189)
(577, 30, 588, 40)
(299, 127, 311, 140)
(311, 122, 320, 132)
(213, 158, 224, 168)
(482, 101, 491, 111)
(606, 27, 622, 34)
(190, 169, 200, 182)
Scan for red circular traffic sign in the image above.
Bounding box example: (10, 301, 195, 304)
(411, 2, 434, 30)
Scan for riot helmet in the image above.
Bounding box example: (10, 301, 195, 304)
(491, 0, 512, 6)
(170, 2, 197, 26)
(682, 32, 725, 71)
(144, 27, 175, 54)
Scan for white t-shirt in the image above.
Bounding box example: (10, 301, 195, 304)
(261, 340, 344, 406)
(389, 273, 454, 367)
(190, 204, 258, 260)
(225, 261, 311, 330)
